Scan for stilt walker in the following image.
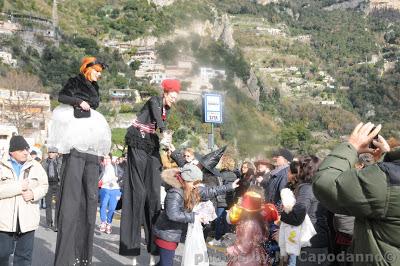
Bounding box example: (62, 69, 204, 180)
(119, 79, 181, 265)
(48, 57, 111, 266)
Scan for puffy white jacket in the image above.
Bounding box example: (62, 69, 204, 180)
(0, 153, 48, 233)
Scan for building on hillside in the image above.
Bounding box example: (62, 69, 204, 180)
(104, 39, 136, 53)
(187, 76, 213, 91)
(370, 0, 400, 10)
(149, 71, 167, 84)
(249, 0, 280, 6)
(200, 67, 226, 83)
(109, 89, 139, 103)
(129, 48, 168, 84)
(0, 88, 51, 144)
(164, 66, 190, 79)
(0, 51, 17, 67)
(0, 20, 20, 35)
(150, 0, 176, 7)
(320, 100, 335, 105)
(131, 49, 157, 73)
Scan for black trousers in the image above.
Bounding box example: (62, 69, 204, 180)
(0, 230, 35, 266)
(119, 147, 161, 256)
(54, 149, 100, 266)
(45, 183, 60, 227)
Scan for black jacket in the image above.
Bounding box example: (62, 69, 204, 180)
(136, 96, 167, 133)
(264, 165, 289, 204)
(215, 170, 237, 208)
(153, 169, 234, 243)
(280, 183, 330, 248)
(58, 74, 100, 109)
(41, 157, 62, 184)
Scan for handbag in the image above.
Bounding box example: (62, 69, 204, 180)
(73, 106, 91, 118)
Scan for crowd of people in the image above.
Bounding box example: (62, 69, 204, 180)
(0, 56, 399, 266)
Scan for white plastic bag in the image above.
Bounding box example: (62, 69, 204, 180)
(279, 214, 317, 256)
(181, 219, 209, 266)
(300, 214, 316, 247)
(193, 200, 217, 224)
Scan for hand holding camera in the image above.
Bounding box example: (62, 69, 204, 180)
(349, 122, 390, 156)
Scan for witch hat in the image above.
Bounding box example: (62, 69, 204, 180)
(197, 146, 227, 176)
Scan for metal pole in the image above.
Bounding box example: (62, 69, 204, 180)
(211, 123, 214, 151)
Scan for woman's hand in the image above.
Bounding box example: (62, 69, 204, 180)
(80, 101, 91, 111)
(232, 178, 240, 189)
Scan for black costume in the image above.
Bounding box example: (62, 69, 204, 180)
(52, 73, 110, 266)
(42, 156, 62, 230)
(119, 96, 168, 256)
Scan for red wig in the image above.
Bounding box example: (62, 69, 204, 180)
(161, 79, 181, 93)
(80, 57, 104, 81)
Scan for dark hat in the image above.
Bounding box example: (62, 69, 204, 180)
(254, 159, 274, 170)
(196, 146, 227, 177)
(9, 135, 30, 152)
(30, 150, 37, 155)
(272, 148, 294, 162)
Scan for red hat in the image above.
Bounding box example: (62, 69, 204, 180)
(262, 203, 279, 222)
(239, 191, 263, 212)
(161, 79, 181, 93)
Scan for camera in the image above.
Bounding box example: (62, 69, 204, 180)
(369, 126, 379, 149)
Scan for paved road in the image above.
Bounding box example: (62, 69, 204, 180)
(29, 209, 227, 266)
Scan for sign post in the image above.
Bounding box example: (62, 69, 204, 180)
(203, 93, 223, 151)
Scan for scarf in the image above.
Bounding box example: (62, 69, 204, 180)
(48, 158, 58, 179)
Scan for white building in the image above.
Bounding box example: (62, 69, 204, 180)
(0, 52, 17, 67)
(129, 49, 156, 70)
(200, 67, 226, 82)
(129, 48, 167, 82)
(0, 88, 51, 145)
(320, 100, 335, 105)
(149, 71, 167, 84)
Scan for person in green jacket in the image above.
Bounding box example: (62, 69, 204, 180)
(313, 122, 400, 266)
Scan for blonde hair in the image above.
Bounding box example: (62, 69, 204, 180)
(182, 180, 201, 211)
(79, 57, 103, 81)
(184, 148, 195, 156)
(220, 155, 236, 171)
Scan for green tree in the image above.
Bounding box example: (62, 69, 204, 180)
(129, 60, 141, 73)
(111, 128, 126, 153)
(72, 37, 99, 55)
(156, 41, 179, 65)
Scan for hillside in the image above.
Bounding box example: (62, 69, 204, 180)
(0, 0, 399, 157)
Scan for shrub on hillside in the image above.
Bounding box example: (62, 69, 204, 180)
(119, 104, 132, 113)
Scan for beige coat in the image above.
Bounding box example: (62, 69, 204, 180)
(0, 153, 48, 233)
